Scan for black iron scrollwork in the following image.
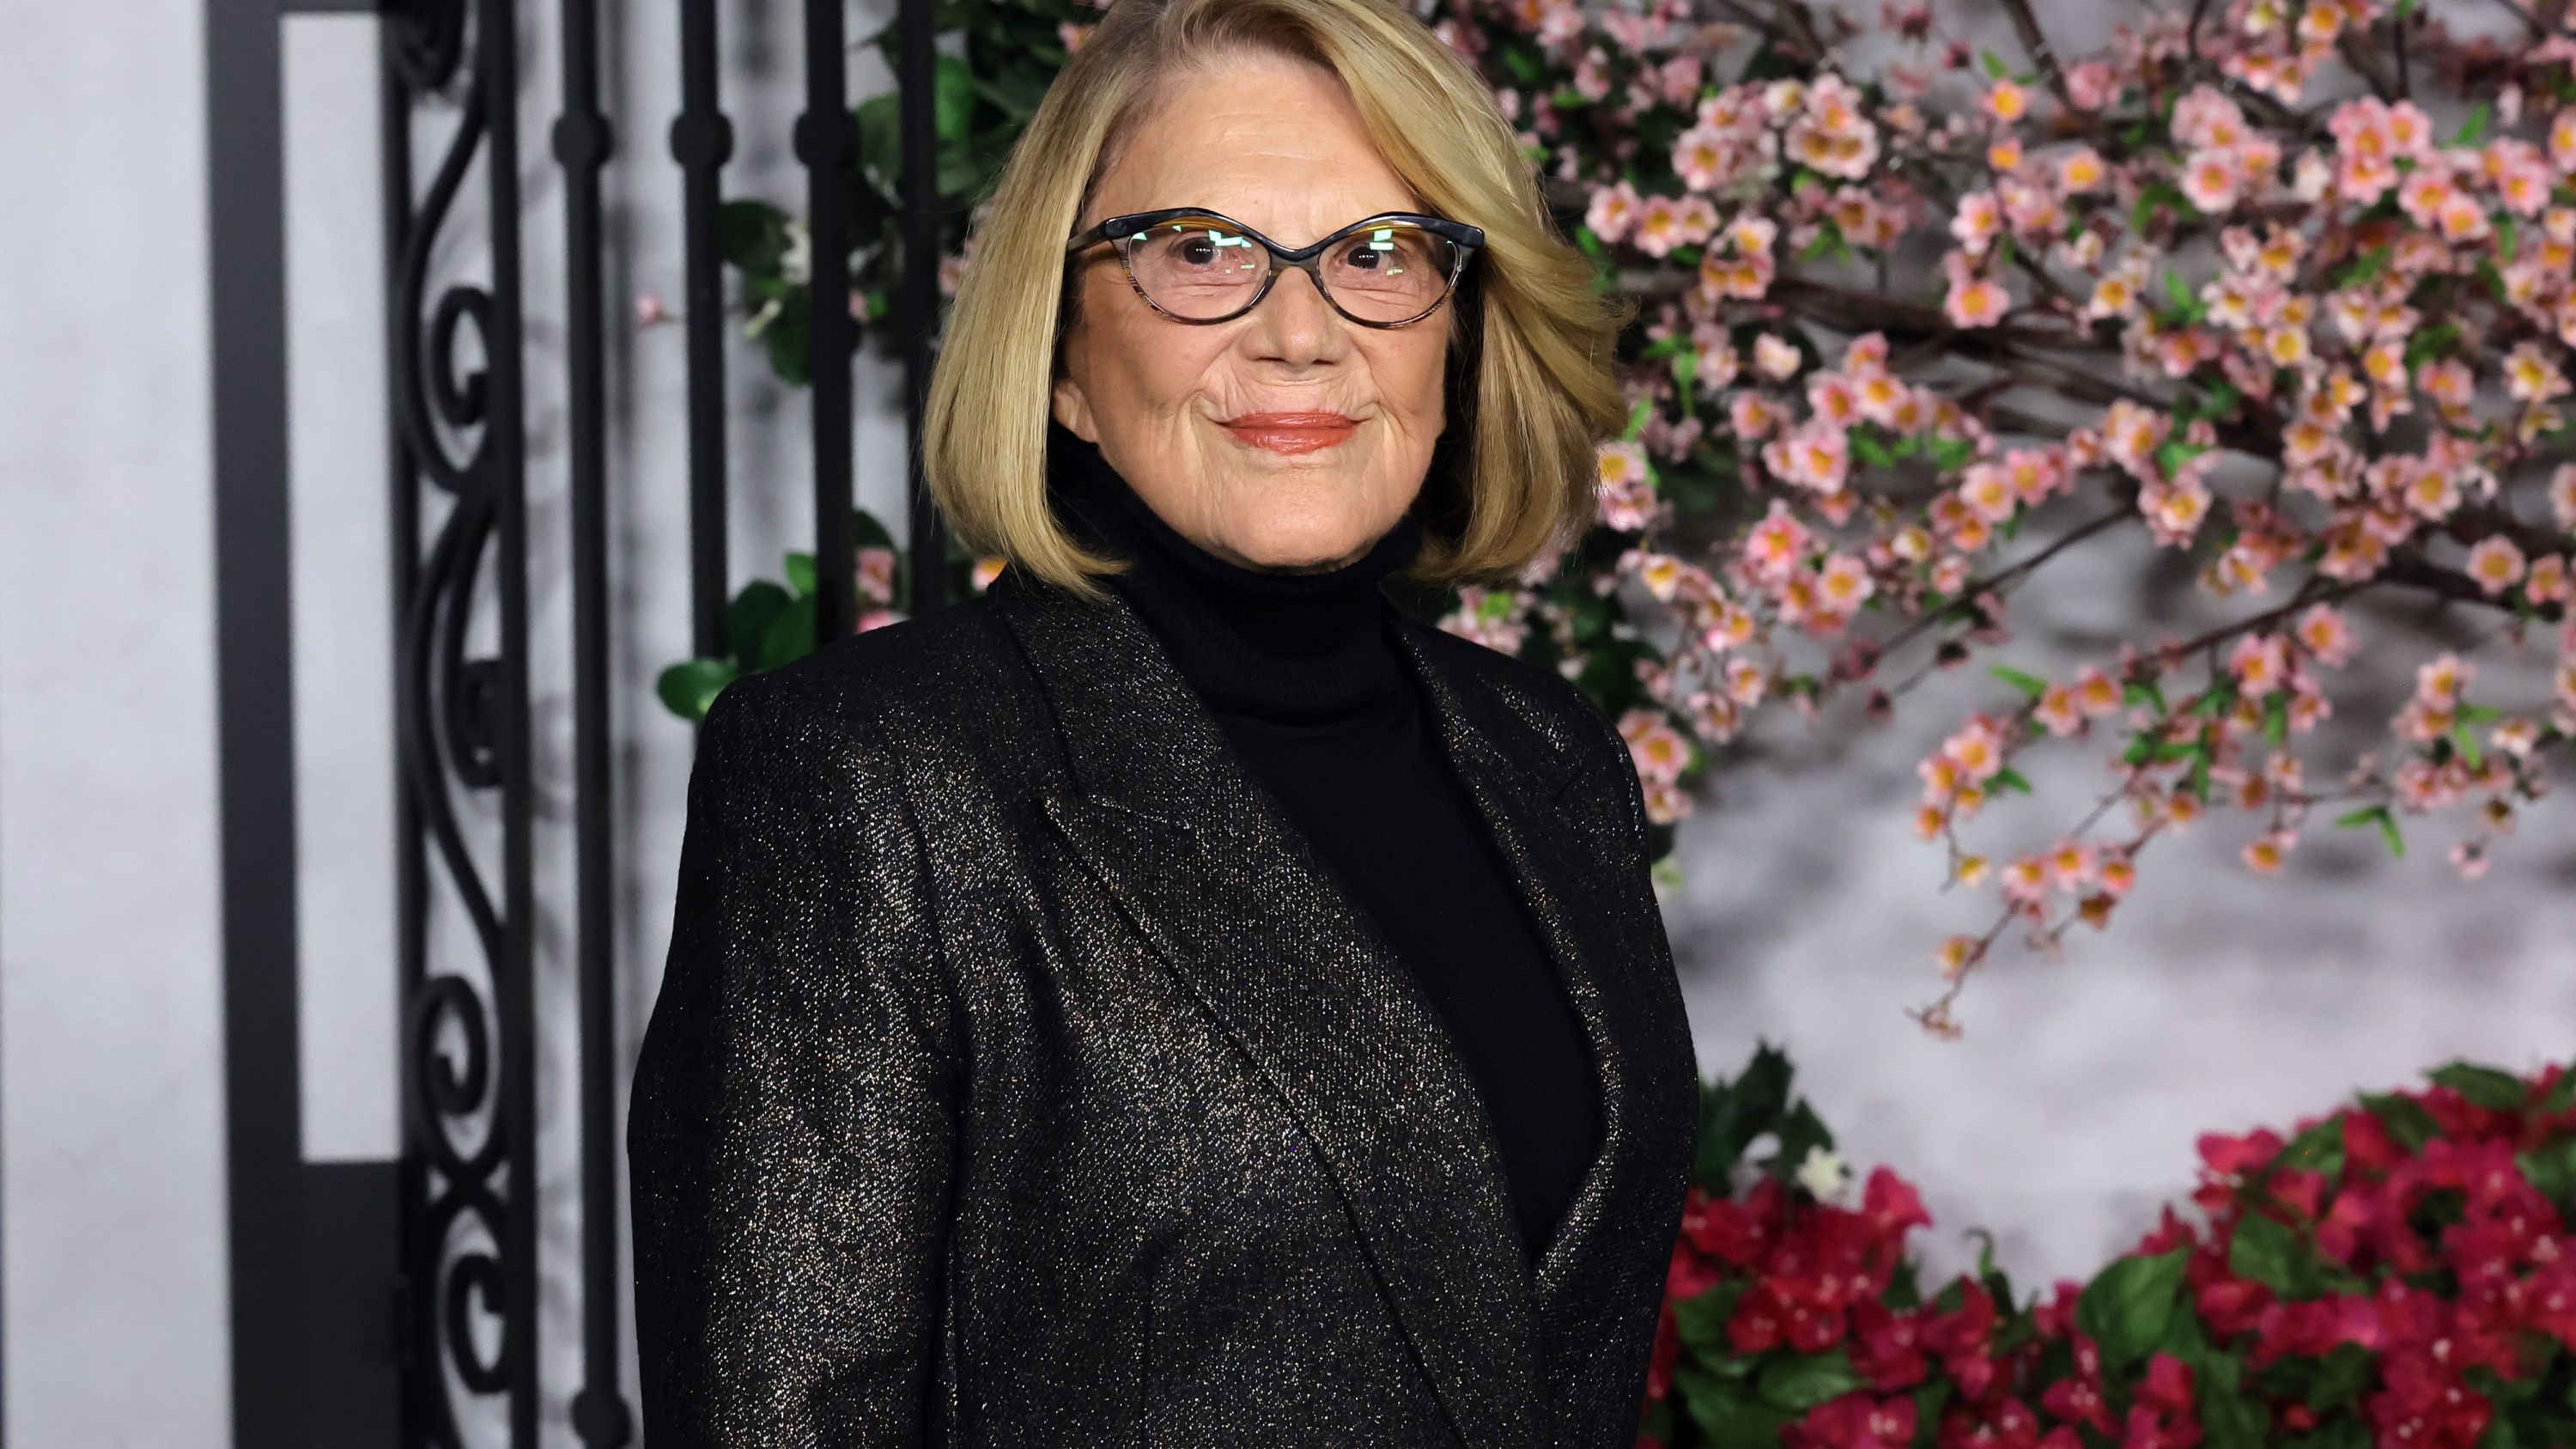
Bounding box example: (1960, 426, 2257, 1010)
(383, 0, 537, 1441)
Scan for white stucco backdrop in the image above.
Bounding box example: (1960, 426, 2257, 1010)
(1, 2, 2568, 1446)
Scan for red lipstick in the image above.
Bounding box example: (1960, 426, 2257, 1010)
(1218, 411, 1358, 455)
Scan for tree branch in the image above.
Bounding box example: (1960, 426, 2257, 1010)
(1996, 0, 2075, 109)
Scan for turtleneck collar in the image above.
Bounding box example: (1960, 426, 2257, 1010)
(1044, 418, 1425, 734)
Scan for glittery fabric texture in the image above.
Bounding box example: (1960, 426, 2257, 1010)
(627, 564, 1703, 1449)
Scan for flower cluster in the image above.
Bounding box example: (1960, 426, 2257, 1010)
(1414, 0, 2576, 1030)
(1642, 1046, 2576, 1449)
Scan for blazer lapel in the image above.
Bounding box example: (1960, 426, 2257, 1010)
(1384, 616, 1693, 1434)
(988, 565, 1662, 1449)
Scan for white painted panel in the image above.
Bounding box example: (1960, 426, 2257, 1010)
(283, 12, 398, 1166)
(0, 0, 231, 1443)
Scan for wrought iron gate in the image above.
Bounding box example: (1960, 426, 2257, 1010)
(211, 0, 950, 1440)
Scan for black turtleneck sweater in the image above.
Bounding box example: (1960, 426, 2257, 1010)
(1044, 419, 1604, 1267)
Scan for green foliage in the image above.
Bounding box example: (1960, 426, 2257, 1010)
(653, 505, 981, 723)
(2074, 1246, 2189, 1373)
(1693, 1040, 1839, 1186)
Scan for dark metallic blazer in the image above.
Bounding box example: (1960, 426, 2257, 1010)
(628, 561, 1702, 1449)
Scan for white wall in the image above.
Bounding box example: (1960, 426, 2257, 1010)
(0, 0, 231, 1443)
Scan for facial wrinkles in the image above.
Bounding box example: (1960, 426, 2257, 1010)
(1057, 53, 1450, 571)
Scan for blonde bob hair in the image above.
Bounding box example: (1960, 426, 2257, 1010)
(922, 0, 1634, 606)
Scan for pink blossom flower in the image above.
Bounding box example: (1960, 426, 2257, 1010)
(2465, 537, 2527, 594)
(1584, 180, 1643, 246)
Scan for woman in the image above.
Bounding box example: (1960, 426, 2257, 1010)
(626, 0, 1700, 1443)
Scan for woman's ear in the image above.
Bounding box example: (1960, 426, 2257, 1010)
(1050, 372, 1097, 443)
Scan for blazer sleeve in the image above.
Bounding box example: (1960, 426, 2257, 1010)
(628, 681, 961, 1447)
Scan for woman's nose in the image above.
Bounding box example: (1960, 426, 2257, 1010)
(1241, 265, 1348, 365)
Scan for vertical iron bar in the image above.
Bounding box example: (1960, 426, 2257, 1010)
(797, 0, 858, 644)
(672, 0, 733, 660)
(484, 0, 541, 1422)
(377, 21, 428, 1425)
(898, 0, 947, 615)
(552, 0, 631, 1441)
(207, 0, 302, 1440)
(477, 0, 538, 1440)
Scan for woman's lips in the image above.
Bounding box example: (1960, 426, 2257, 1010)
(1218, 413, 1358, 455)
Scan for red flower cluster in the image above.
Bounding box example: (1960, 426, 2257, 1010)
(1638, 1062, 2576, 1449)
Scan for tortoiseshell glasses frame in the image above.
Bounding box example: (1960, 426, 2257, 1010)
(1063, 207, 1486, 329)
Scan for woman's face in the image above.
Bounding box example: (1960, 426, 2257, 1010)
(1052, 52, 1453, 574)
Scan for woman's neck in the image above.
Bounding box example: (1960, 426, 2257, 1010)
(1044, 420, 1425, 733)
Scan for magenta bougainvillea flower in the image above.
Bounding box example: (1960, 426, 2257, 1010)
(1642, 1044, 2576, 1449)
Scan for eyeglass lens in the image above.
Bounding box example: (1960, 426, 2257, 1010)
(1121, 216, 1459, 323)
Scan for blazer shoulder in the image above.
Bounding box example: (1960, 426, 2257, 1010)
(702, 588, 1019, 751)
(1391, 608, 1630, 777)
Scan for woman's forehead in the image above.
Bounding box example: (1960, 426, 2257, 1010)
(1084, 58, 1422, 235)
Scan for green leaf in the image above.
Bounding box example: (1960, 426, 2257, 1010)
(1991, 767, 2034, 795)
(656, 657, 738, 723)
(2358, 1091, 2442, 1154)
(1698, 1041, 1796, 1180)
(1929, 436, 1974, 472)
(2132, 180, 2192, 233)
(2541, 1069, 2576, 1116)
(725, 580, 793, 665)
(2516, 1135, 2576, 1217)
(718, 200, 795, 274)
(933, 53, 978, 143)
(1851, 428, 1897, 468)
(1990, 664, 2049, 698)
(2452, 720, 2485, 770)
(2075, 1246, 2189, 1371)
(2403, 320, 2462, 371)
(783, 551, 820, 600)
(1911, 1379, 1955, 1449)
(2272, 1115, 2347, 1185)
(2330, 804, 2403, 857)
(753, 592, 819, 671)
(1682, 1374, 1800, 1449)
(1770, 1097, 1836, 1179)
(1621, 396, 1655, 441)
(1674, 1282, 1747, 1355)
(2202, 1376, 2272, 1449)
(2429, 1061, 2530, 1110)
(2453, 100, 2491, 148)
(2228, 1211, 2311, 1297)
(760, 288, 813, 387)
(850, 506, 897, 551)
(2264, 694, 2289, 746)
(1757, 1349, 1869, 1411)
(2306, 1343, 2375, 1413)
(2162, 269, 2205, 320)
